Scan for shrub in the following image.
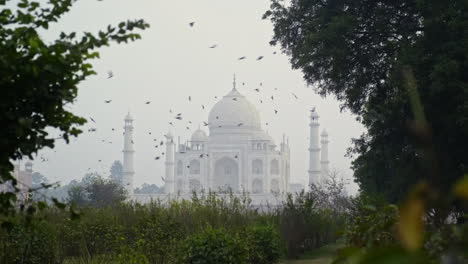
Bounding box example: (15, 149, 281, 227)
(182, 226, 247, 264)
(244, 224, 283, 264)
(344, 196, 398, 248)
(135, 213, 184, 263)
(116, 246, 149, 264)
(0, 218, 59, 264)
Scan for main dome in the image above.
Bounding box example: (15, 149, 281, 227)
(208, 88, 261, 132)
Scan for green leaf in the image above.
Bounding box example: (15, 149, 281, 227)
(453, 174, 468, 199)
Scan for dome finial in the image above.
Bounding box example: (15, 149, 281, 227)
(232, 74, 237, 90)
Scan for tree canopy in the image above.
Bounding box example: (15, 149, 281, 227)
(264, 0, 468, 203)
(109, 160, 124, 185)
(0, 0, 148, 215)
(67, 173, 127, 208)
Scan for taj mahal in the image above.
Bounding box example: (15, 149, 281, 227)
(122, 78, 331, 205)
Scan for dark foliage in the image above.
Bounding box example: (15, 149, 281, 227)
(0, 0, 149, 217)
(264, 0, 468, 205)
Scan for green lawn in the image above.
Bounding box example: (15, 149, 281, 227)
(282, 244, 340, 264)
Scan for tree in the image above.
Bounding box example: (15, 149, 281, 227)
(67, 185, 88, 207)
(67, 174, 126, 208)
(134, 183, 162, 194)
(85, 176, 127, 207)
(0, 0, 149, 215)
(109, 160, 123, 185)
(264, 0, 468, 204)
(31, 172, 47, 189)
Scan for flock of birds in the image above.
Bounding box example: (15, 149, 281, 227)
(36, 19, 307, 179)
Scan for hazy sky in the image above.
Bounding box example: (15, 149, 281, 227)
(32, 0, 365, 194)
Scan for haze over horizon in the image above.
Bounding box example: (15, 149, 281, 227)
(29, 0, 364, 194)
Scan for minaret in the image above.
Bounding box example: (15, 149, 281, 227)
(122, 112, 135, 198)
(308, 108, 321, 186)
(164, 131, 175, 194)
(320, 129, 330, 179)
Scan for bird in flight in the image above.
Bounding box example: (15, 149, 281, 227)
(292, 93, 298, 99)
(200, 154, 204, 158)
(104, 100, 112, 103)
(273, 51, 277, 55)
(90, 117, 96, 123)
(155, 156, 160, 160)
(238, 56, 246, 60)
(201, 105, 205, 110)
(232, 98, 238, 101)
(254, 88, 260, 92)
(188, 96, 191, 102)
(209, 44, 218, 49)
(175, 116, 183, 120)
(257, 56, 264, 61)
(160, 141, 164, 146)
(203, 121, 209, 126)
(237, 123, 243, 126)
(88, 128, 97, 132)
(169, 122, 174, 126)
(107, 71, 113, 79)
(271, 95, 274, 100)
(189, 21, 195, 27)
(260, 82, 263, 86)
(274, 109, 278, 114)
(145, 101, 151, 104)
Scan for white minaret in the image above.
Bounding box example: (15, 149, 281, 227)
(308, 108, 321, 186)
(164, 131, 175, 194)
(122, 112, 135, 198)
(320, 129, 330, 180)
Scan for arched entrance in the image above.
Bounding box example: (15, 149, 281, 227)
(213, 157, 239, 192)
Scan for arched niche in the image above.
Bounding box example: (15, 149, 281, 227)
(189, 160, 200, 174)
(252, 178, 263, 194)
(271, 178, 280, 193)
(189, 179, 201, 192)
(176, 179, 183, 193)
(213, 157, 239, 192)
(270, 159, 279, 174)
(252, 159, 263, 174)
(176, 160, 183, 176)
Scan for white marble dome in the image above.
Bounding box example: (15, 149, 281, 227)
(208, 88, 261, 132)
(191, 129, 208, 141)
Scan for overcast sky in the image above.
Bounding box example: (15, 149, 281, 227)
(31, 0, 364, 194)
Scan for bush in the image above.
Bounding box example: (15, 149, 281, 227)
(277, 190, 346, 258)
(343, 196, 398, 248)
(134, 213, 184, 263)
(244, 224, 283, 264)
(182, 226, 247, 264)
(0, 218, 59, 264)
